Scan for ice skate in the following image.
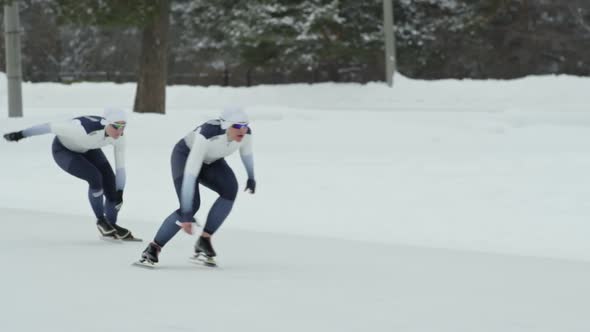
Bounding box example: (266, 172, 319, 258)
(195, 236, 216, 257)
(112, 223, 142, 242)
(190, 236, 217, 267)
(133, 242, 161, 268)
(96, 217, 116, 238)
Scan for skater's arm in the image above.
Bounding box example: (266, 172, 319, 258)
(113, 136, 127, 191)
(4, 120, 83, 142)
(22, 123, 52, 137)
(239, 134, 255, 179)
(4, 123, 51, 142)
(180, 133, 207, 221)
(112, 137, 126, 210)
(239, 133, 256, 193)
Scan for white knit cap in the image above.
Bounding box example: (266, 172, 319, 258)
(220, 106, 248, 129)
(103, 108, 127, 124)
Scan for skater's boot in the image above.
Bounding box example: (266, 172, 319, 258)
(141, 242, 161, 263)
(195, 236, 216, 258)
(111, 223, 137, 240)
(96, 216, 116, 237)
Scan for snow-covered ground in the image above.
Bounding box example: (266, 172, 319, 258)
(1, 74, 590, 331)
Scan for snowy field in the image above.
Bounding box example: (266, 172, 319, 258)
(1, 74, 590, 331)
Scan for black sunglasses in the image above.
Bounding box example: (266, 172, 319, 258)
(110, 122, 126, 130)
(231, 123, 249, 130)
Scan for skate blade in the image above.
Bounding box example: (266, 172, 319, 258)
(120, 237, 143, 242)
(132, 260, 156, 269)
(189, 254, 217, 267)
(100, 235, 143, 243)
(99, 236, 124, 243)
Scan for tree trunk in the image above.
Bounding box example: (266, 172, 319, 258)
(133, 0, 170, 114)
(246, 67, 254, 87)
(223, 67, 229, 86)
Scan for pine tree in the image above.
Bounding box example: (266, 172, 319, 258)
(52, 0, 170, 113)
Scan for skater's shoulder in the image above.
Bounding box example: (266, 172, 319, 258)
(195, 120, 225, 139)
(72, 115, 106, 134)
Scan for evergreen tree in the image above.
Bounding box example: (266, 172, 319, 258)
(53, 0, 170, 114)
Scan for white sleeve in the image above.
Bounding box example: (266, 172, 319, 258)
(239, 134, 255, 179)
(114, 136, 127, 190)
(22, 123, 51, 137)
(179, 132, 208, 219)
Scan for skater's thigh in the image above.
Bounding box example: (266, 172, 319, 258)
(170, 143, 201, 213)
(171, 142, 191, 198)
(173, 175, 201, 215)
(199, 159, 238, 200)
(52, 142, 103, 189)
(85, 149, 116, 196)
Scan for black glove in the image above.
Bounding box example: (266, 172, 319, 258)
(3, 131, 24, 142)
(245, 179, 256, 194)
(115, 190, 123, 211)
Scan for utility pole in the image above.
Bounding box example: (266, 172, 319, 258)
(4, 0, 23, 117)
(383, 0, 396, 87)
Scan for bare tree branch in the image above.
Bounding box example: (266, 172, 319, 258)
(569, 5, 590, 36)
